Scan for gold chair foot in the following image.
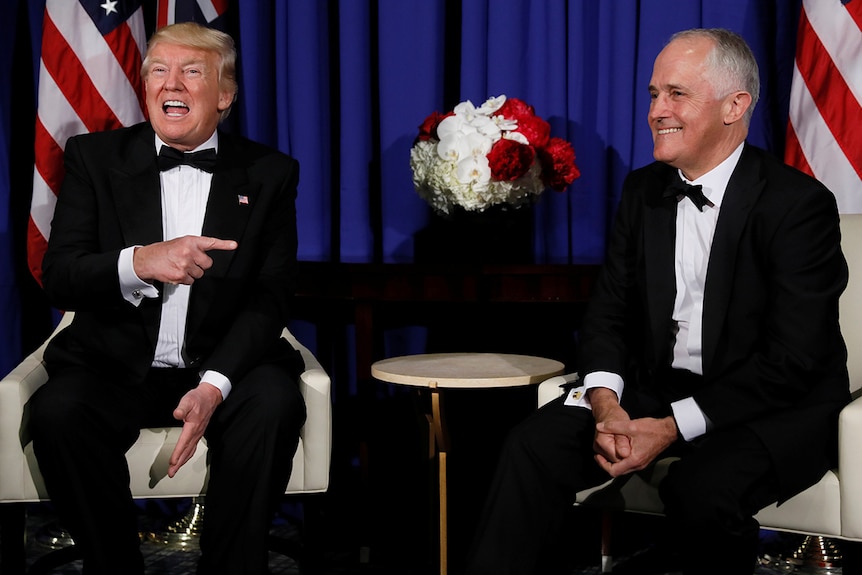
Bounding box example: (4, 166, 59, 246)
(145, 498, 205, 550)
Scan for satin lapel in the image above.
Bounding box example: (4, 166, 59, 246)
(186, 137, 257, 343)
(701, 145, 765, 374)
(109, 126, 163, 348)
(643, 176, 678, 367)
(110, 127, 163, 247)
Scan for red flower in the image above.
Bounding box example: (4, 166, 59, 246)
(416, 110, 452, 142)
(539, 138, 580, 191)
(514, 115, 551, 148)
(488, 139, 536, 181)
(497, 98, 550, 147)
(497, 98, 535, 122)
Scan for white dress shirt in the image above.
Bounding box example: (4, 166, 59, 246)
(584, 143, 745, 441)
(117, 132, 232, 399)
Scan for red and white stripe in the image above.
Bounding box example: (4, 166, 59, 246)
(786, 0, 862, 213)
(27, 0, 147, 284)
(156, 0, 228, 28)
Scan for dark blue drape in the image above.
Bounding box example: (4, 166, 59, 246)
(1, 0, 802, 374)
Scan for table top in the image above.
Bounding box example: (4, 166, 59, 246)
(371, 352, 565, 389)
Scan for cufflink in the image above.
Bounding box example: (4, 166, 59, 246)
(132, 289, 143, 299)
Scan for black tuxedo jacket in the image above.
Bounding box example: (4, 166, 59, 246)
(579, 143, 850, 500)
(42, 122, 301, 386)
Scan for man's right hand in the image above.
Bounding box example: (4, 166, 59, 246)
(133, 235, 237, 285)
(589, 387, 632, 465)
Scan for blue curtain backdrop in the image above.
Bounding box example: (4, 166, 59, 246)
(1, 0, 802, 374)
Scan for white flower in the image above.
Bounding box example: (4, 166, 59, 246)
(477, 95, 506, 115)
(503, 131, 530, 145)
(456, 156, 491, 187)
(411, 93, 574, 214)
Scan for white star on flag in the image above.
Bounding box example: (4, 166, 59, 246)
(100, 1, 118, 15)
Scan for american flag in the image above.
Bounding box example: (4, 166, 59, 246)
(785, 0, 862, 213)
(27, 0, 228, 285)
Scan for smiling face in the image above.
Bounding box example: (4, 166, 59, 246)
(143, 42, 233, 151)
(648, 36, 751, 180)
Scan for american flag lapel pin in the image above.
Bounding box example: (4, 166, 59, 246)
(237, 194, 249, 205)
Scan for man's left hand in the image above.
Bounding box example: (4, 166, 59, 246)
(168, 382, 223, 478)
(594, 416, 678, 477)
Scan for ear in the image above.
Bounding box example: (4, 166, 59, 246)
(723, 91, 752, 125)
(217, 89, 235, 113)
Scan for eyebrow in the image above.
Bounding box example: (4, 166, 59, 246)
(648, 82, 686, 93)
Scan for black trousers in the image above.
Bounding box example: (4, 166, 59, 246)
(28, 361, 306, 575)
(464, 393, 780, 575)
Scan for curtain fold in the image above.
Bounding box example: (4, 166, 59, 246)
(2, 0, 803, 367)
(220, 1, 803, 265)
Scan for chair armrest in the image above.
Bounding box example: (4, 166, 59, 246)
(838, 392, 862, 537)
(537, 373, 579, 408)
(0, 340, 50, 500)
(283, 329, 332, 491)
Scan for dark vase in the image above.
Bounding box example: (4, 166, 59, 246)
(413, 204, 535, 265)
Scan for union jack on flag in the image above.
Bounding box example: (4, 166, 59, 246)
(27, 0, 229, 285)
(156, 0, 229, 29)
(785, 0, 862, 213)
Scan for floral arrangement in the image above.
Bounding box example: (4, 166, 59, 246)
(409, 95, 580, 215)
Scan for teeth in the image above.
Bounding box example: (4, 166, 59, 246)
(658, 128, 682, 135)
(164, 100, 188, 108)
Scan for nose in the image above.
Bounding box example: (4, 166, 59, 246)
(649, 93, 669, 122)
(164, 68, 184, 91)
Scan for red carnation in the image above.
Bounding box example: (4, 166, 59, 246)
(514, 115, 551, 148)
(539, 137, 580, 191)
(497, 97, 535, 122)
(416, 110, 452, 142)
(488, 139, 536, 181)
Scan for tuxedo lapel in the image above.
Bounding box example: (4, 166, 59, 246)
(110, 127, 163, 248)
(702, 144, 765, 374)
(186, 134, 258, 343)
(643, 170, 679, 368)
(109, 126, 163, 348)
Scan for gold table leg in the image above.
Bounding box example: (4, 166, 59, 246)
(426, 382, 449, 575)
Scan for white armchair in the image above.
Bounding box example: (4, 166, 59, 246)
(538, 213, 862, 570)
(0, 312, 332, 573)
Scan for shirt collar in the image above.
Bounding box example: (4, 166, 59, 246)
(678, 142, 745, 209)
(154, 131, 219, 155)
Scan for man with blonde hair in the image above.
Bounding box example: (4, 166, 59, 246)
(30, 22, 305, 574)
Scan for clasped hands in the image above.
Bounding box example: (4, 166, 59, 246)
(589, 388, 678, 478)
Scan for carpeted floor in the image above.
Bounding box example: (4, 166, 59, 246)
(14, 503, 844, 575)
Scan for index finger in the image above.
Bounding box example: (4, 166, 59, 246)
(197, 236, 238, 252)
(168, 426, 197, 477)
(596, 419, 634, 436)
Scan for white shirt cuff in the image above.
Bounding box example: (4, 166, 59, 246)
(670, 396, 708, 441)
(200, 370, 232, 401)
(118, 246, 159, 306)
(582, 371, 624, 403)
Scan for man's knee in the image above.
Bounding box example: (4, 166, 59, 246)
(230, 365, 306, 431)
(659, 459, 743, 528)
(29, 381, 86, 441)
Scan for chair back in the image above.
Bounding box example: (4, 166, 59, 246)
(840, 214, 862, 394)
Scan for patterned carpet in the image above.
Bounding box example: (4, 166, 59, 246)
(15, 503, 846, 575)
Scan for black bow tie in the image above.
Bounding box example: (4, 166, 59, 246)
(158, 146, 217, 173)
(664, 179, 713, 212)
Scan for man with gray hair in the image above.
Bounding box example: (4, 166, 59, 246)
(466, 28, 848, 575)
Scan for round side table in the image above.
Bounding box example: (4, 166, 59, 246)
(371, 352, 565, 575)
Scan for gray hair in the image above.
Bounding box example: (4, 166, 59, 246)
(669, 28, 760, 125)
